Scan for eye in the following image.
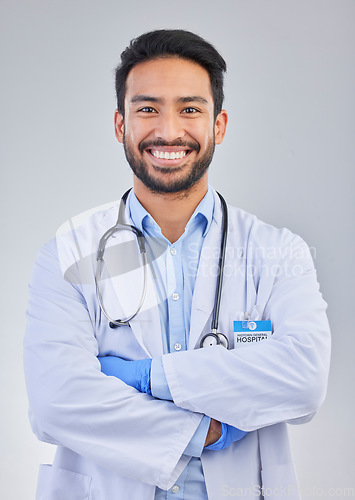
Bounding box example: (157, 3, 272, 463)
(182, 107, 199, 114)
(138, 106, 157, 113)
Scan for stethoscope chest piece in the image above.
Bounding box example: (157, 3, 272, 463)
(200, 332, 229, 349)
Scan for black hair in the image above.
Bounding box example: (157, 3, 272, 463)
(115, 29, 227, 119)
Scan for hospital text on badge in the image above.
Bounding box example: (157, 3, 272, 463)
(234, 320, 272, 345)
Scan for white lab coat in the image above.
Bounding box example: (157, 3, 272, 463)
(24, 189, 331, 500)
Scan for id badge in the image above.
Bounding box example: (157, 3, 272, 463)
(234, 320, 272, 346)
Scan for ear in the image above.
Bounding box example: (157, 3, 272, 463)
(214, 109, 228, 145)
(114, 109, 124, 143)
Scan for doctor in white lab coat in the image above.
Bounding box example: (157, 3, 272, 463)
(24, 29, 331, 500)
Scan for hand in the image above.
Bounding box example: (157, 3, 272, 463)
(98, 356, 152, 395)
(205, 422, 248, 450)
(204, 418, 222, 447)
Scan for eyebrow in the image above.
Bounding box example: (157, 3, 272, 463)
(130, 95, 162, 104)
(177, 96, 208, 105)
(130, 95, 209, 105)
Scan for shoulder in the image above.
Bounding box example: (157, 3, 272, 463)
(56, 200, 120, 241)
(37, 200, 121, 278)
(211, 187, 309, 257)
(227, 203, 291, 242)
(226, 203, 313, 267)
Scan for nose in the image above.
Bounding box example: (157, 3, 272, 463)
(153, 110, 185, 142)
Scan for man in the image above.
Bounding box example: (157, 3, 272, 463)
(24, 30, 331, 499)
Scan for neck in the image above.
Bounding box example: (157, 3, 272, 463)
(133, 176, 208, 243)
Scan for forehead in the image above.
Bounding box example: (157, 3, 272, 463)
(125, 57, 213, 103)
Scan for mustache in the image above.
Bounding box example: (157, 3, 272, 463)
(138, 138, 200, 154)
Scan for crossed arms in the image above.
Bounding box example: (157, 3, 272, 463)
(24, 233, 330, 488)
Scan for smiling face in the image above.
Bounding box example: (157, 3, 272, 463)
(114, 57, 227, 196)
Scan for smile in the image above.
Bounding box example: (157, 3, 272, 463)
(148, 149, 192, 161)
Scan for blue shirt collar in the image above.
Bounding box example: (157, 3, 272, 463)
(128, 186, 215, 238)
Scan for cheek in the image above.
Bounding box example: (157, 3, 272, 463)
(125, 120, 152, 146)
(195, 120, 215, 142)
(197, 128, 215, 149)
(185, 124, 209, 146)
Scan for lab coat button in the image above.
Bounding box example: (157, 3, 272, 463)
(172, 293, 179, 301)
(172, 485, 180, 493)
(174, 343, 182, 351)
(170, 248, 177, 256)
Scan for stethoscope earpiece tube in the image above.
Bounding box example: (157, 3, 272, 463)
(199, 192, 229, 349)
(210, 193, 228, 333)
(95, 188, 147, 328)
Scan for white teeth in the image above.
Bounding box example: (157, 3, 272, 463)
(151, 150, 187, 160)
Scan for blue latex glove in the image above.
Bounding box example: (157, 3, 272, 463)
(205, 423, 248, 451)
(98, 356, 152, 395)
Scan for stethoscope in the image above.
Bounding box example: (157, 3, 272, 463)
(95, 189, 230, 349)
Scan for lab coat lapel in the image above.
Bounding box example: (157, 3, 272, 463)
(128, 267, 163, 358)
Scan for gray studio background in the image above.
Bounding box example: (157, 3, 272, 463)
(1, 0, 354, 498)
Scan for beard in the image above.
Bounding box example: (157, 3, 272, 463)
(123, 135, 215, 194)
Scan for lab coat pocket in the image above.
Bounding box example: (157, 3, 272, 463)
(228, 311, 244, 349)
(260, 463, 300, 500)
(228, 307, 266, 348)
(250, 303, 265, 321)
(36, 464, 92, 500)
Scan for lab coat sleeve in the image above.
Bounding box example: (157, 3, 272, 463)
(161, 232, 331, 432)
(23, 239, 203, 490)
